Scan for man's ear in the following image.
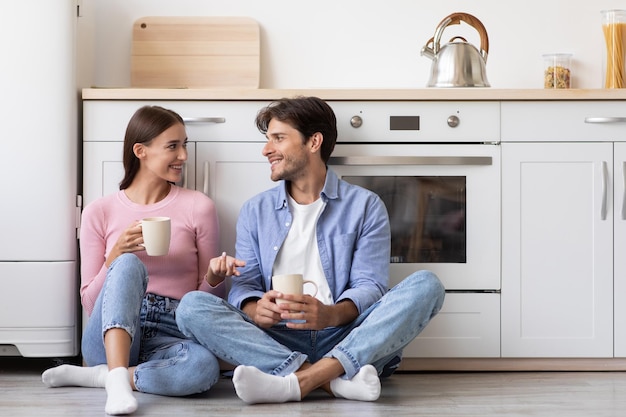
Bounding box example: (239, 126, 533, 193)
(309, 132, 323, 153)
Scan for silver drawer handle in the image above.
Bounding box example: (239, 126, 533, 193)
(601, 161, 608, 221)
(623, 162, 626, 221)
(183, 117, 226, 124)
(584, 117, 626, 124)
(329, 156, 492, 166)
(203, 161, 210, 196)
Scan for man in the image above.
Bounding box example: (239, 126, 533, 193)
(176, 96, 445, 404)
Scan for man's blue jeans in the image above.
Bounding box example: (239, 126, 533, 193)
(176, 269, 445, 379)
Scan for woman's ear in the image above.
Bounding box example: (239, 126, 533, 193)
(133, 143, 145, 159)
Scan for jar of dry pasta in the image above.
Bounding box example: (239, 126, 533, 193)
(602, 9, 626, 88)
(543, 53, 572, 89)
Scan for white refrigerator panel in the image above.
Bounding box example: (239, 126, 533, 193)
(0, 1, 78, 356)
(0, 262, 77, 357)
(0, 1, 77, 261)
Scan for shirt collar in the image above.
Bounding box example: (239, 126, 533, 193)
(274, 167, 340, 209)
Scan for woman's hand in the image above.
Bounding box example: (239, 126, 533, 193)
(205, 252, 246, 286)
(105, 220, 144, 267)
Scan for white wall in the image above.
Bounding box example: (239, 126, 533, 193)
(80, 0, 626, 89)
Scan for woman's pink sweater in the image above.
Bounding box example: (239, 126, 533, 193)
(79, 186, 223, 315)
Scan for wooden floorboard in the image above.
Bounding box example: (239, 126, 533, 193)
(2, 357, 626, 416)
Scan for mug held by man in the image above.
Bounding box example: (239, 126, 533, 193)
(272, 274, 318, 304)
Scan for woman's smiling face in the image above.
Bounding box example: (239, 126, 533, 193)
(139, 122, 188, 183)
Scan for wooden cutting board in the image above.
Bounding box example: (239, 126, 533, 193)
(131, 16, 260, 88)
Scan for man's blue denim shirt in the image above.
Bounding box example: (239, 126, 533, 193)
(228, 168, 391, 314)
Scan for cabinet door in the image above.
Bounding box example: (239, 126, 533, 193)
(615, 143, 626, 356)
(195, 142, 275, 257)
(501, 143, 613, 357)
(83, 142, 196, 207)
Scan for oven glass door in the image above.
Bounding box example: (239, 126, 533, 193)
(330, 144, 500, 291)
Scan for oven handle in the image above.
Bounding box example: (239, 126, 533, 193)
(328, 156, 492, 165)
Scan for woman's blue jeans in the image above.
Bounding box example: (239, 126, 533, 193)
(81, 253, 220, 396)
(176, 269, 445, 380)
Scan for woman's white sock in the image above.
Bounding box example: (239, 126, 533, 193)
(330, 364, 381, 401)
(232, 365, 301, 404)
(104, 367, 137, 415)
(42, 364, 108, 388)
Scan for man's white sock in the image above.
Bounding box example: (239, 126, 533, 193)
(42, 364, 108, 388)
(232, 365, 301, 404)
(330, 364, 381, 401)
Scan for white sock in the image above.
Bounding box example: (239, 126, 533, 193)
(330, 364, 381, 401)
(105, 367, 137, 415)
(232, 365, 301, 404)
(42, 364, 108, 388)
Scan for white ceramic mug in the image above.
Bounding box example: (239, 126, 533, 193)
(272, 273, 318, 304)
(141, 217, 171, 256)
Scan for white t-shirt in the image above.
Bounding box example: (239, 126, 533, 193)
(272, 195, 334, 305)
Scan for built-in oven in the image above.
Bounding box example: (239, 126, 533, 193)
(328, 101, 501, 358)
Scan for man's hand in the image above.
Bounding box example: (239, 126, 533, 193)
(278, 295, 359, 330)
(243, 290, 284, 328)
(243, 291, 359, 330)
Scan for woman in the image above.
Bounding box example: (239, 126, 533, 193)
(42, 105, 243, 415)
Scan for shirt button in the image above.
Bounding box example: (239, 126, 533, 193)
(273, 246, 278, 251)
(285, 222, 290, 227)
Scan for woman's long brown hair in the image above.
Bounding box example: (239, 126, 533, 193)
(119, 106, 184, 190)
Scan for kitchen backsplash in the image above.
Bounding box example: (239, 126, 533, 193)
(80, 0, 621, 90)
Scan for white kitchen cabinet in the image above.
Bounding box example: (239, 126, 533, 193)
(501, 142, 614, 357)
(194, 142, 275, 256)
(613, 143, 626, 357)
(501, 101, 626, 358)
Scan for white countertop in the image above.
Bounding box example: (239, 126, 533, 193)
(82, 88, 626, 101)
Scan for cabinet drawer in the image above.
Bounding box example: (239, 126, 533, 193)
(402, 292, 500, 358)
(83, 100, 269, 142)
(502, 101, 626, 141)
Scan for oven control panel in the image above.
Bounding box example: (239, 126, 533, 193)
(329, 101, 500, 144)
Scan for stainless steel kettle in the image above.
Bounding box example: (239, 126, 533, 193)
(421, 12, 491, 87)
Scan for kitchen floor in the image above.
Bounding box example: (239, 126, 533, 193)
(3, 357, 626, 417)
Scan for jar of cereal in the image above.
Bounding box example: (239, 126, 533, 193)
(543, 53, 572, 89)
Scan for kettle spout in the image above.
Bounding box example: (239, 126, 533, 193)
(420, 37, 436, 60)
(420, 45, 435, 60)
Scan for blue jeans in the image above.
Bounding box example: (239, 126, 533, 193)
(82, 253, 220, 396)
(176, 269, 445, 379)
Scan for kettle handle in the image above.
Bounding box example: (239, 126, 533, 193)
(432, 12, 489, 59)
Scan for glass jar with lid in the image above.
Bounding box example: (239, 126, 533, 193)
(602, 9, 626, 88)
(543, 53, 572, 89)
